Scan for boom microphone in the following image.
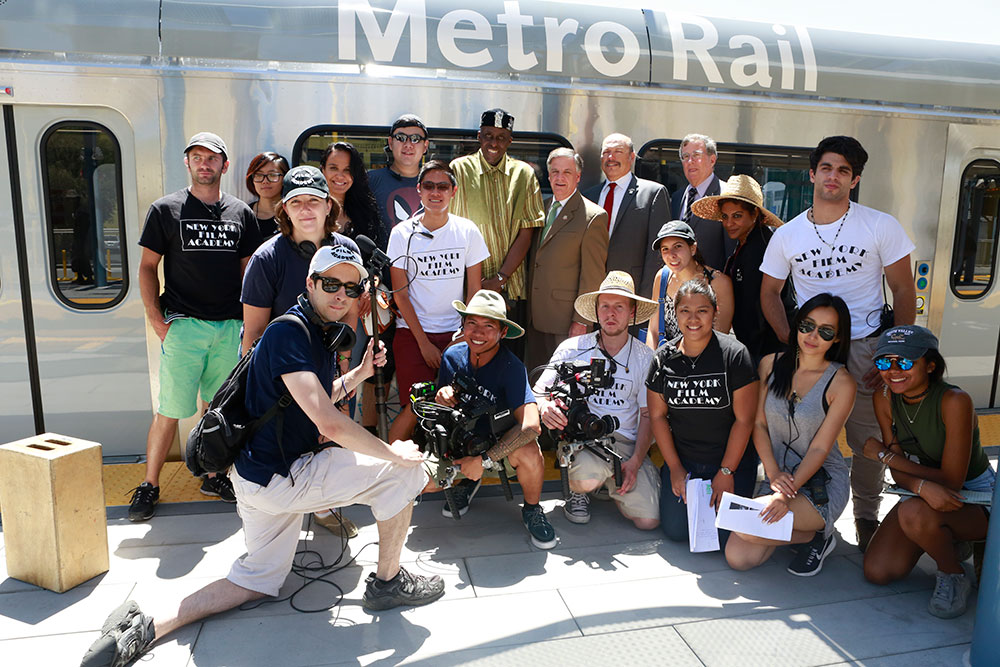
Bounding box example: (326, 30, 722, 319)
(355, 234, 390, 271)
(354, 234, 391, 441)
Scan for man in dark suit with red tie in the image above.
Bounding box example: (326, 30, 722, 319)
(669, 133, 734, 271)
(583, 133, 667, 298)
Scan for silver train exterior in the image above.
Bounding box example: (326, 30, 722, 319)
(1, 1, 999, 458)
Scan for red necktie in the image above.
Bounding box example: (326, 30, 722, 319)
(603, 182, 616, 231)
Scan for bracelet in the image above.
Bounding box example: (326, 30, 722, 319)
(916, 479, 925, 496)
(340, 376, 348, 398)
(883, 452, 896, 466)
(496, 272, 507, 284)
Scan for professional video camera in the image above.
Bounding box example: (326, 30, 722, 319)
(410, 374, 516, 520)
(543, 358, 624, 498)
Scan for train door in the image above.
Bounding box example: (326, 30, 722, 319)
(935, 125, 1000, 409)
(1, 105, 152, 456)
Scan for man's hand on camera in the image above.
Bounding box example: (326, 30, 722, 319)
(538, 396, 568, 431)
(616, 455, 641, 495)
(436, 385, 457, 407)
(455, 455, 484, 481)
(389, 439, 424, 467)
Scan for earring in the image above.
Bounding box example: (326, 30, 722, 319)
(795, 346, 800, 368)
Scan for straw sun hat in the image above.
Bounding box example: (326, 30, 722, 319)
(573, 271, 659, 325)
(690, 174, 784, 228)
(452, 290, 524, 339)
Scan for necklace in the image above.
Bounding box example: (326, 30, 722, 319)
(680, 343, 706, 370)
(900, 395, 926, 424)
(903, 386, 931, 401)
(809, 202, 850, 250)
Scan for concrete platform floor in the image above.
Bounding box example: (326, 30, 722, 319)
(2, 460, 994, 667)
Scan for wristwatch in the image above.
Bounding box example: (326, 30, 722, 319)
(481, 454, 496, 470)
(719, 467, 733, 476)
(877, 449, 889, 462)
(496, 272, 508, 286)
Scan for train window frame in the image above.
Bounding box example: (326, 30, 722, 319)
(949, 159, 1000, 300)
(40, 120, 129, 310)
(292, 124, 572, 196)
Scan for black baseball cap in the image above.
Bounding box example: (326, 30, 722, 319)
(876, 325, 939, 360)
(390, 114, 427, 137)
(480, 108, 514, 132)
(282, 165, 329, 203)
(652, 220, 696, 250)
(184, 132, 228, 162)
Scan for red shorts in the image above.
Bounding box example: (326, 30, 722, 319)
(393, 327, 455, 407)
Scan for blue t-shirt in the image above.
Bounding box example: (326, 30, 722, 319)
(437, 343, 535, 436)
(369, 166, 421, 235)
(241, 233, 359, 319)
(235, 306, 336, 485)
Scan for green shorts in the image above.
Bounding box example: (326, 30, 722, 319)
(157, 317, 241, 419)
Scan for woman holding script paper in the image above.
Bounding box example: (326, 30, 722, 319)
(724, 294, 855, 576)
(646, 280, 758, 545)
(862, 325, 995, 619)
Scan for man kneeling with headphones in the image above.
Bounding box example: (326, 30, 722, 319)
(83, 245, 443, 667)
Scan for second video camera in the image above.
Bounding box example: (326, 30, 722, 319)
(547, 358, 620, 442)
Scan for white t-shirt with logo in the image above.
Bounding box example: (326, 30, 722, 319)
(387, 213, 490, 334)
(533, 332, 654, 442)
(759, 202, 915, 339)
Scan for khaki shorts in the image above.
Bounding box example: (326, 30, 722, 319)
(227, 447, 427, 596)
(570, 437, 661, 520)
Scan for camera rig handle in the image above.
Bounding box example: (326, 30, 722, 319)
(555, 435, 622, 499)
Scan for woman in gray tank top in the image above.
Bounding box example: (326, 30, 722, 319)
(725, 294, 856, 577)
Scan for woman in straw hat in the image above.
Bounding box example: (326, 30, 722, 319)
(646, 279, 759, 546)
(692, 174, 792, 363)
(645, 220, 734, 350)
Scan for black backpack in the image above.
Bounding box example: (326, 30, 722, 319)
(185, 314, 309, 477)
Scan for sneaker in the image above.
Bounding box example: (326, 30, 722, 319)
(855, 518, 879, 553)
(563, 492, 591, 524)
(788, 532, 836, 576)
(928, 570, 972, 619)
(522, 504, 557, 549)
(200, 474, 236, 503)
(127, 483, 159, 522)
(441, 478, 481, 518)
(362, 566, 445, 611)
(314, 511, 359, 538)
(80, 600, 155, 667)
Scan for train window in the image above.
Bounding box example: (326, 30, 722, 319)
(636, 141, 817, 223)
(950, 159, 1000, 299)
(41, 122, 127, 309)
(292, 125, 572, 196)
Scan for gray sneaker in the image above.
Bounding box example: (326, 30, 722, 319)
(563, 492, 591, 524)
(81, 600, 155, 667)
(362, 566, 445, 611)
(928, 570, 972, 619)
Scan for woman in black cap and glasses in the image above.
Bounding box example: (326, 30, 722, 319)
(862, 325, 995, 619)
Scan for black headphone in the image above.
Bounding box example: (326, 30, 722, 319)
(293, 235, 341, 262)
(296, 293, 357, 354)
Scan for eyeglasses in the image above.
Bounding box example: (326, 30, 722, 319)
(419, 181, 453, 192)
(312, 275, 364, 298)
(252, 172, 282, 183)
(875, 356, 915, 371)
(392, 132, 426, 144)
(797, 320, 836, 341)
(680, 150, 706, 162)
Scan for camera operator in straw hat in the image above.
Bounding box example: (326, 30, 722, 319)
(533, 271, 661, 529)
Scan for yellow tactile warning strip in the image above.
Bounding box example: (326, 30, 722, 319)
(97, 412, 1000, 508)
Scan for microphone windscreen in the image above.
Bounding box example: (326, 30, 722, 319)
(355, 234, 377, 255)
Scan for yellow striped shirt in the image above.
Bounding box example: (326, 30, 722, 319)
(450, 151, 544, 300)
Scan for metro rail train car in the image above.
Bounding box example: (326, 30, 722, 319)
(1, 1, 999, 458)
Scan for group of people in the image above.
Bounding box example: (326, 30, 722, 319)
(84, 113, 994, 667)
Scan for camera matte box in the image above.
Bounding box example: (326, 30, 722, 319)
(0, 433, 109, 592)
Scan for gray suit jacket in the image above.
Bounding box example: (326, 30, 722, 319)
(584, 175, 667, 297)
(671, 174, 736, 271)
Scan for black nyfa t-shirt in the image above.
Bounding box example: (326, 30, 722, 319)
(139, 189, 261, 320)
(645, 331, 757, 465)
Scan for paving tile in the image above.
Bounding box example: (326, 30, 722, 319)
(189, 590, 579, 666)
(828, 643, 971, 666)
(675, 590, 976, 667)
(2, 630, 101, 665)
(0, 581, 133, 640)
(105, 512, 245, 547)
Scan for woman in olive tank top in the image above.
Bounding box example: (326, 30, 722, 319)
(862, 325, 995, 619)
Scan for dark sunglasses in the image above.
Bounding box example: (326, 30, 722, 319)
(797, 320, 837, 341)
(419, 181, 453, 192)
(312, 275, 364, 298)
(875, 356, 915, 371)
(392, 132, 426, 144)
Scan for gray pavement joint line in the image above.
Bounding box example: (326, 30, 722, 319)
(556, 587, 586, 637)
(816, 641, 972, 667)
(672, 624, 709, 667)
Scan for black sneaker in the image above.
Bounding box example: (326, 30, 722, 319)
(441, 478, 481, 518)
(80, 600, 155, 667)
(522, 504, 557, 549)
(127, 483, 159, 522)
(362, 566, 445, 611)
(200, 474, 236, 503)
(788, 532, 836, 576)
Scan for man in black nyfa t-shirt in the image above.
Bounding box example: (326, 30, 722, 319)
(130, 132, 261, 521)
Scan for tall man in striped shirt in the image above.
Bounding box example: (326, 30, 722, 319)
(450, 109, 545, 359)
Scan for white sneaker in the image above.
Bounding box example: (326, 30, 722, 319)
(563, 492, 591, 524)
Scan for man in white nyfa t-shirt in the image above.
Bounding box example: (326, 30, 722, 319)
(387, 160, 490, 439)
(759, 135, 916, 553)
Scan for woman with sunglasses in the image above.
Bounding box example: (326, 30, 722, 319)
(725, 294, 855, 576)
(244, 152, 290, 240)
(862, 325, 994, 619)
(646, 279, 757, 545)
(645, 220, 734, 350)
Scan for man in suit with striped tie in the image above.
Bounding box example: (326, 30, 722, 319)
(670, 133, 734, 271)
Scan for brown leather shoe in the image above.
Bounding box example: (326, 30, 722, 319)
(855, 518, 879, 553)
(314, 511, 359, 538)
